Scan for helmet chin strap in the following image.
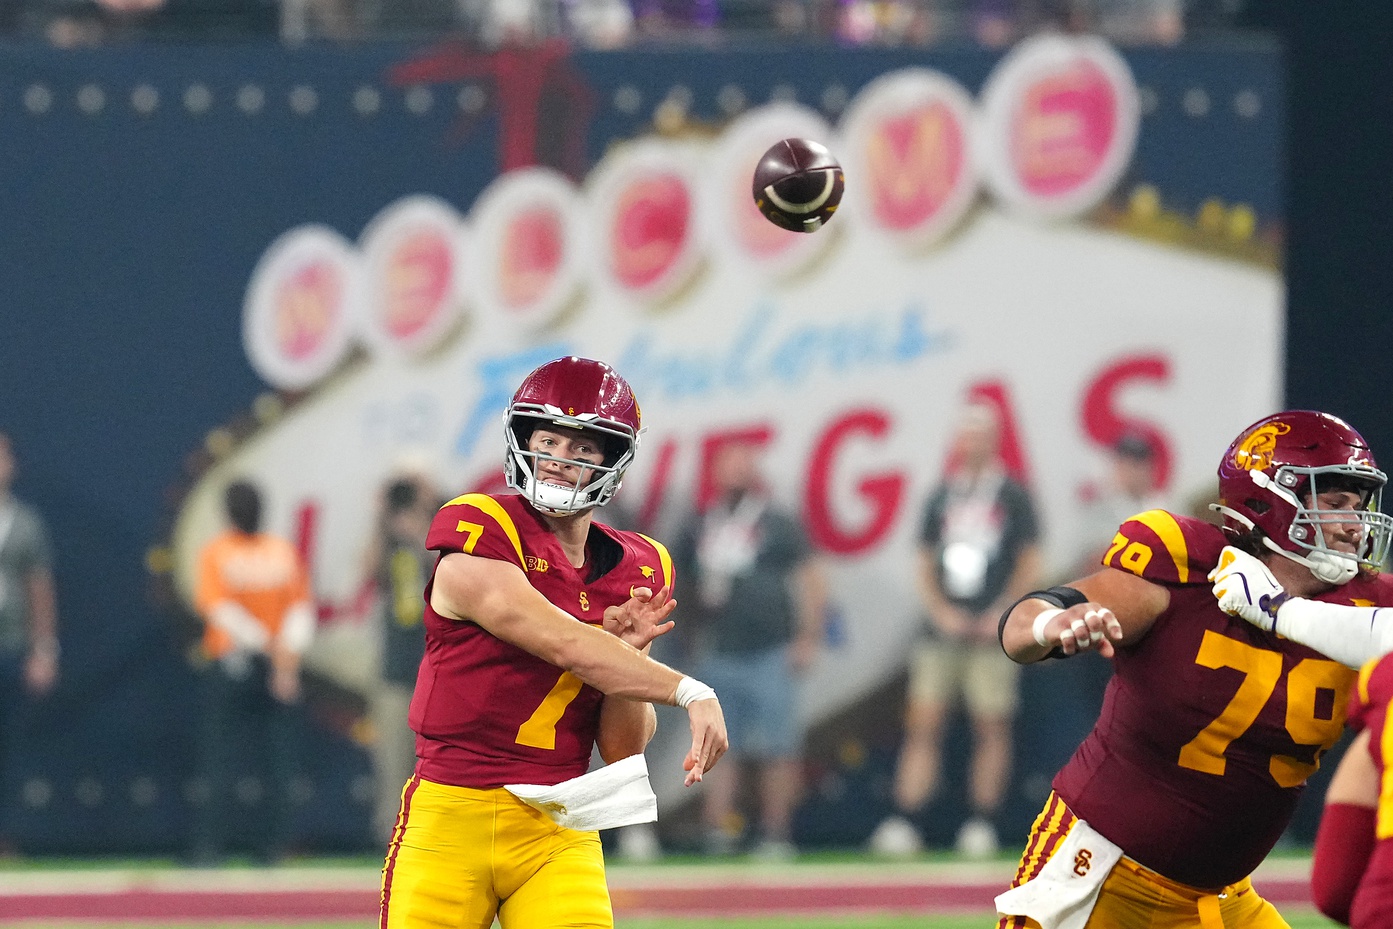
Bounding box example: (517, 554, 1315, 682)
(1259, 535, 1358, 586)
(1211, 503, 1358, 586)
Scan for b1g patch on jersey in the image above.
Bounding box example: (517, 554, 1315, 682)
(1102, 509, 1224, 585)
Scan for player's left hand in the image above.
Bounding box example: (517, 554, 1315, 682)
(1209, 545, 1288, 633)
(604, 585, 677, 651)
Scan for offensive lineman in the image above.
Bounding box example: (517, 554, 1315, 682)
(994, 410, 1393, 928)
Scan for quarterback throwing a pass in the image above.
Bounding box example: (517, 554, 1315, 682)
(994, 410, 1393, 929)
(379, 356, 727, 929)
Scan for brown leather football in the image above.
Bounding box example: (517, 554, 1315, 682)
(752, 138, 845, 233)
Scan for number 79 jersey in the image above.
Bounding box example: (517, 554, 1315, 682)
(1055, 509, 1393, 889)
(408, 492, 674, 789)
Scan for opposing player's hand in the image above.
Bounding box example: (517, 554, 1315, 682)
(603, 585, 677, 651)
(1209, 545, 1287, 633)
(681, 697, 728, 787)
(1038, 604, 1125, 658)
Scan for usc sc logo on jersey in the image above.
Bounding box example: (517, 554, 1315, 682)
(1073, 847, 1093, 877)
(1233, 422, 1291, 472)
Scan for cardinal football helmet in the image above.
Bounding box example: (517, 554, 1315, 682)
(1215, 410, 1392, 584)
(504, 356, 641, 515)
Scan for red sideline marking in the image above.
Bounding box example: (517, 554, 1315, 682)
(0, 875, 1313, 921)
(0, 890, 380, 921)
(612, 878, 1312, 917)
(613, 882, 995, 915)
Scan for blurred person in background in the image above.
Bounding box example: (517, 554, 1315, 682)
(1075, 0, 1183, 43)
(1069, 431, 1167, 577)
(632, 0, 718, 37)
(672, 434, 828, 860)
(380, 356, 726, 929)
(994, 410, 1393, 927)
(20, 0, 166, 45)
(871, 401, 1041, 859)
(191, 479, 315, 865)
(362, 472, 440, 842)
(0, 432, 59, 858)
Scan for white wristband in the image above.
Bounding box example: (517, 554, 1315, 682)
(674, 676, 716, 708)
(1031, 609, 1063, 648)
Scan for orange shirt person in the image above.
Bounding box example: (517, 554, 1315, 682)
(189, 479, 315, 864)
(195, 483, 314, 701)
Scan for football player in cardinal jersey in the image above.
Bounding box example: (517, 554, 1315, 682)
(1307, 658, 1393, 929)
(994, 410, 1393, 929)
(379, 356, 727, 929)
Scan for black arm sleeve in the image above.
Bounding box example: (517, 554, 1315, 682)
(997, 585, 1088, 659)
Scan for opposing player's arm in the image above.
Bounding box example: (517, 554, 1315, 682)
(1211, 546, 1393, 667)
(1312, 728, 1378, 925)
(999, 567, 1169, 664)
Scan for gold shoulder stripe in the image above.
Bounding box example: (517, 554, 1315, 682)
(1131, 509, 1190, 584)
(638, 533, 674, 588)
(442, 493, 526, 570)
(1359, 658, 1379, 707)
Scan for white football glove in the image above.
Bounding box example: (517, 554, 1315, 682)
(1208, 545, 1289, 633)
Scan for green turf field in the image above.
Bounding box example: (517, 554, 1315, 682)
(0, 852, 1342, 928)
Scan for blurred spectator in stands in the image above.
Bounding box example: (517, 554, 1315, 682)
(1070, 430, 1166, 576)
(280, 0, 359, 40)
(22, 0, 288, 43)
(0, 432, 59, 858)
(633, 0, 718, 38)
(361, 471, 438, 842)
(672, 435, 827, 859)
(190, 479, 315, 865)
(1075, 0, 1183, 43)
(870, 401, 1041, 859)
(564, 0, 634, 47)
(21, 0, 165, 46)
(829, 0, 1194, 46)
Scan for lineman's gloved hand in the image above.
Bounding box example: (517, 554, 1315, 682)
(1209, 545, 1289, 633)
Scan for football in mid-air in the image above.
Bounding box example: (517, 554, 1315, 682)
(752, 138, 845, 233)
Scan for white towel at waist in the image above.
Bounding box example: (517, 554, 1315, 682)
(504, 753, 658, 833)
(994, 816, 1124, 929)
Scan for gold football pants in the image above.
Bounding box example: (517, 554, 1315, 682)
(997, 791, 1290, 929)
(380, 775, 612, 929)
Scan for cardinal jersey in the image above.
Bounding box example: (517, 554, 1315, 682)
(408, 492, 674, 789)
(1054, 509, 1393, 888)
(1344, 655, 1393, 924)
